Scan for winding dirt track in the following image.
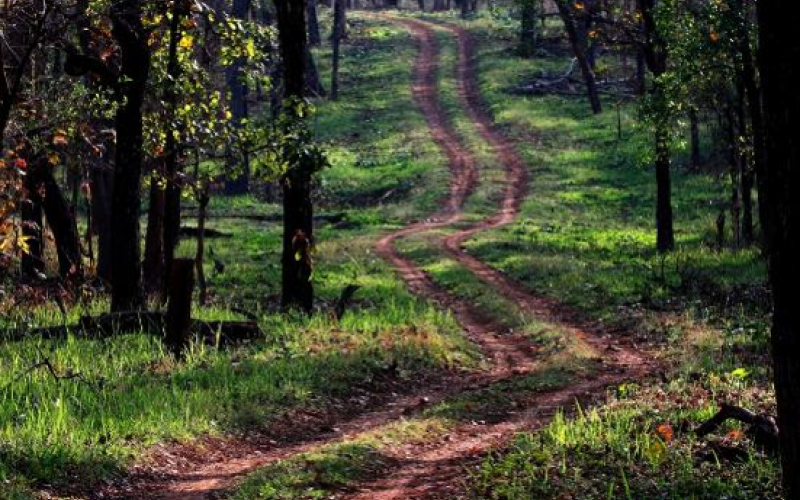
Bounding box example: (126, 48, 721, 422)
(91, 15, 651, 500)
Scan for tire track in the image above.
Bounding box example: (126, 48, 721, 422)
(342, 17, 651, 500)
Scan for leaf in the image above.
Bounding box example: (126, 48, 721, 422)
(656, 423, 674, 443)
(730, 368, 750, 380)
(179, 35, 195, 49)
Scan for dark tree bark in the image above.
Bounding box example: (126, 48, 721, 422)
(305, 47, 326, 97)
(639, 0, 674, 253)
(519, 0, 537, 57)
(20, 196, 44, 277)
(331, 0, 346, 100)
(91, 165, 114, 283)
(307, 0, 322, 46)
(757, 2, 800, 498)
(225, 0, 252, 195)
(25, 159, 82, 279)
(689, 108, 701, 169)
(732, 0, 762, 246)
(275, 0, 315, 313)
(554, 0, 602, 114)
(110, 0, 150, 311)
(195, 184, 210, 306)
(165, 259, 194, 358)
(143, 164, 165, 292)
(163, 4, 188, 294)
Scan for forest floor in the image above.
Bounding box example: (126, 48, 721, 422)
(2, 9, 780, 500)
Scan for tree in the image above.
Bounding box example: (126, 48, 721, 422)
(554, 0, 602, 114)
(307, 0, 322, 47)
(638, 0, 674, 252)
(756, 1, 800, 497)
(224, 0, 254, 196)
(331, 0, 346, 100)
(110, 0, 151, 311)
(519, 0, 538, 57)
(273, 0, 327, 313)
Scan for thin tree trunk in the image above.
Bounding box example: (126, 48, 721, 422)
(654, 118, 674, 253)
(639, 0, 674, 253)
(555, 0, 602, 114)
(756, 2, 800, 497)
(520, 0, 537, 57)
(91, 165, 113, 283)
(689, 108, 701, 169)
(26, 159, 83, 279)
(307, 0, 322, 46)
(21, 193, 44, 277)
(163, 4, 187, 295)
(195, 184, 210, 306)
(110, 0, 150, 311)
(305, 47, 326, 97)
(331, 0, 345, 100)
(225, 0, 252, 195)
(275, 0, 315, 313)
(143, 166, 165, 291)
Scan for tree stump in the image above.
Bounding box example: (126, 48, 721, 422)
(165, 258, 194, 357)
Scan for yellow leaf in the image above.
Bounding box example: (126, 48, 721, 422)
(179, 35, 194, 49)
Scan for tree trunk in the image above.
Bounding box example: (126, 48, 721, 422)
(639, 0, 674, 253)
(520, 0, 537, 57)
(689, 108, 701, 169)
(305, 47, 326, 97)
(225, 0, 252, 195)
(331, 0, 345, 100)
(110, 0, 150, 311)
(163, 4, 187, 294)
(725, 100, 742, 248)
(275, 0, 315, 313)
(757, 2, 800, 498)
(143, 166, 165, 291)
(555, 0, 602, 114)
(20, 193, 44, 277)
(91, 165, 113, 283)
(732, 0, 764, 247)
(307, 0, 322, 46)
(165, 259, 194, 358)
(654, 120, 674, 253)
(195, 185, 210, 306)
(26, 159, 83, 279)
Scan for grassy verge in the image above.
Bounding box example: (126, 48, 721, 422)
(445, 13, 779, 500)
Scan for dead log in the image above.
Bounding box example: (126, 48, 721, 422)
(696, 403, 779, 454)
(1, 312, 263, 346)
(180, 226, 232, 239)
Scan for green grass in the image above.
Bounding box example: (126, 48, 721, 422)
(471, 377, 781, 500)
(459, 19, 769, 338)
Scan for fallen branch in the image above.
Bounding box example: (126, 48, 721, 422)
(333, 284, 361, 321)
(696, 403, 779, 454)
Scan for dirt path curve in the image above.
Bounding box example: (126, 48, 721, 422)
(89, 15, 650, 500)
(339, 17, 651, 500)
